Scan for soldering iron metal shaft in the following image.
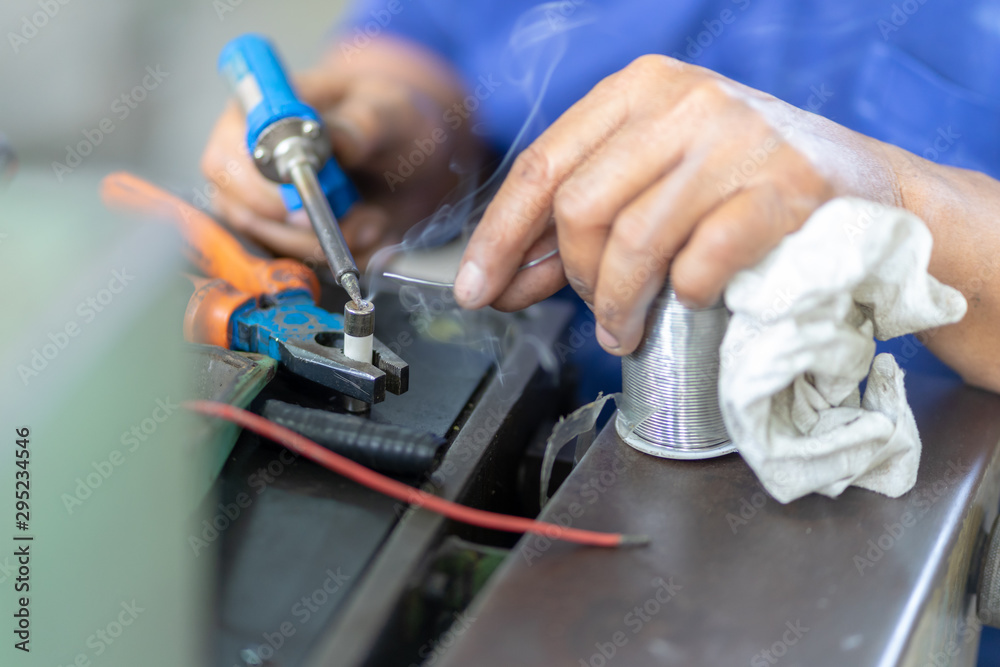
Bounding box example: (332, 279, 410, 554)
(288, 162, 363, 305)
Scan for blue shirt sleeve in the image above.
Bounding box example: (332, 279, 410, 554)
(335, 0, 459, 64)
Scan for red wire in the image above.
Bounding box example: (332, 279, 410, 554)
(185, 400, 641, 548)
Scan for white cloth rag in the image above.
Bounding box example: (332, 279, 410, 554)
(720, 197, 967, 503)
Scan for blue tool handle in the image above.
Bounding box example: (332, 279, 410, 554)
(218, 34, 319, 151)
(218, 34, 359, 218)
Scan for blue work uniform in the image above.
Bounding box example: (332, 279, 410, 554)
(341, 0, 1000, 391)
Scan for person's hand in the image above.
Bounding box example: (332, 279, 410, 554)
(200, 40, 476, 269)
(453, 55, 901, 354)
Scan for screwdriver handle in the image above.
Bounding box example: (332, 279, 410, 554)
(182, 276, 255, 348)
(100, 171, 320, 300)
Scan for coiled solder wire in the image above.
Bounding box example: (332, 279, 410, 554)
(618, 281, 734, 459)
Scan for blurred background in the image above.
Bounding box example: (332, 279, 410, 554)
(0, 4, 355, 666)
(1, 0, 350, 188)
(3, 2, 1000, 666)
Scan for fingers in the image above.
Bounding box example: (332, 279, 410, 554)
(447, 55, 846, 363)
(201, 69, 419, 262)
(454, 75, 632, 309)
(490, 228, 566, 312)
(670, 183, 818, 308)
(293, 68, 351, 109)
(327, 79, 423, 168)
(590, 184, 805, 356)
(587, 157, 722, 354)
(224, 200, 392, 270)
(455, 59, 741, 310)
(224, 204, 321, 260)
(338, 203, 390, 260)
(552, 133, 680, 304)
(555, 81, 759, 308)
(200, 101, 287, 222)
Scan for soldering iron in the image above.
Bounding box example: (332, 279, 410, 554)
(218, 34, 366, 306)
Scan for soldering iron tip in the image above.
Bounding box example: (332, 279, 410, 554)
(340, 272, 365, 308)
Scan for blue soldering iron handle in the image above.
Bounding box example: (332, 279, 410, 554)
(218, 34, 359, 218)
(218, 34, 318, 152)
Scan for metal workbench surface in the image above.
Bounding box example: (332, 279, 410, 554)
(438, 373, 1000, 667)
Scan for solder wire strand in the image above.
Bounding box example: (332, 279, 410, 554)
(621, 281, 731, 451)
(382, 248, 560, 289)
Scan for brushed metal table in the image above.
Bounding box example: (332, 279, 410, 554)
(438, 373, 1000, 667)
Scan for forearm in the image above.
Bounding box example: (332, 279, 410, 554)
(884, 143, 1000, 390)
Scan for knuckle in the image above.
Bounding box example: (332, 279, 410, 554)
(612, 209, 653, 253)
(684, 78, 732, 112)
(670, 269, 713, 307)
(553, 180, 598, 229)
(512, 144, 555, 189)
(625, 54, 672, 80)
(699, 223, 741, 268)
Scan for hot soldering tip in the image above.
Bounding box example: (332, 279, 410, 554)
(340, 272, 366, 308)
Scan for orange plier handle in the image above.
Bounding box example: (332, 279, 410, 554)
(100, 171, 320, 300)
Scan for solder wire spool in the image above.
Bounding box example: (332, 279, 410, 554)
(616, 281, 736, 460)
